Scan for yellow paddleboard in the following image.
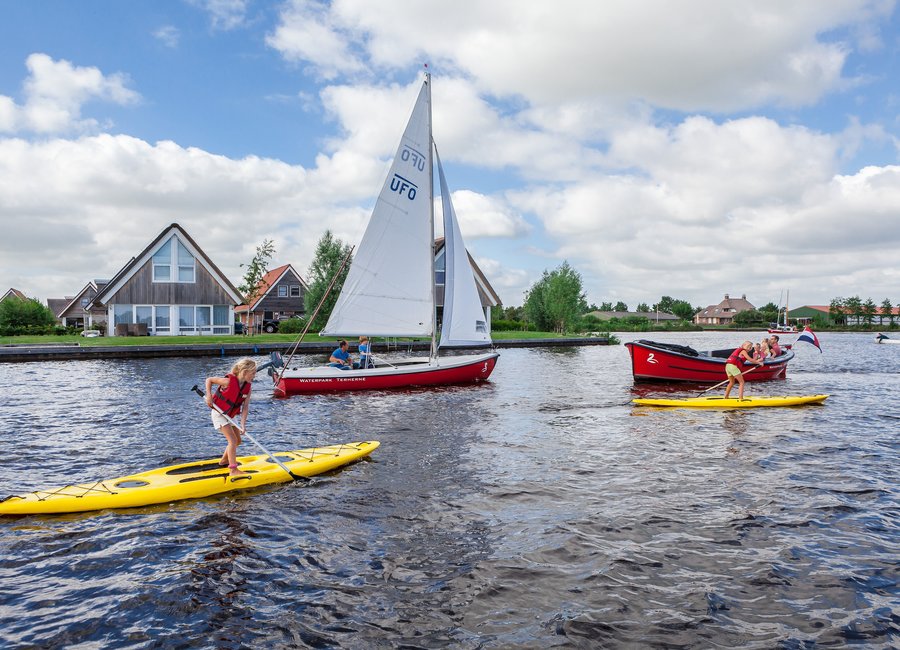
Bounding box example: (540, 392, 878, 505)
(632, 395, 829, 409)
(0, 441, 379, 515)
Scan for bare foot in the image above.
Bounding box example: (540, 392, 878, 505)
(229, 469, 249, 478)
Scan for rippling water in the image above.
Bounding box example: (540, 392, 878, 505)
(1, 332, 898, 648)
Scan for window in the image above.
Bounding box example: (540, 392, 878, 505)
(435, 252, 445, 286)
(179, 306, 195, 333)
(177, 240, 195, 282)
(80, 297, 89, 308)
(136, 306, 152, 326)
(196, 306, 211, 333)
(114, 304, 133, 325)
(152, 240, 172, 281)
(153, 236, 196, 283)
(290, 285, 301, 297)
(155, 306, 170, 333)
(278, 285, 287, 297)
(213, 305, 230, 334)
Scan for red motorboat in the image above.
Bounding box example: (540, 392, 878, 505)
(625, 340, 793, 383)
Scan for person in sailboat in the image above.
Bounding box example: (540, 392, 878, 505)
(356, 335, 374, 369)
(328, 340, 353, 370)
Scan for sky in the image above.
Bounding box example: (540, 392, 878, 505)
(2, 0, 900, 312)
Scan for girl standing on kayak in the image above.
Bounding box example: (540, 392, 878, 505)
(205, 358, 257, 477)
(724, 341, 763, 400)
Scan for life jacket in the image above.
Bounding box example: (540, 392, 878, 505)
(212, 373, 251, 417)
(726, 347, 745, 366)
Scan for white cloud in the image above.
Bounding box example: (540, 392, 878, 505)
(0, 134, 371, 301)
(153, 25, 181, 48)
(269, 0, 890, 111)
(190, 0, 249, 30)
(438, 190, 529, 239)
(0, 53, 139, 135)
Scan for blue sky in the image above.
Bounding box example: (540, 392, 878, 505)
(3, 0, 900, 311)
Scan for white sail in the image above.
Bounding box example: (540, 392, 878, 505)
(322, 79, 434, 337)
(436, 150, 491, 347)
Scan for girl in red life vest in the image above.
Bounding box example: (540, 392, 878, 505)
(205, 358, 257, 477)
(724, 341, 763, 400)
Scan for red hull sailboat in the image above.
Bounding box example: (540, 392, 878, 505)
(625, 340, 793, 383)
(273, 72, 498, 395)
(274, 352, 498, 394)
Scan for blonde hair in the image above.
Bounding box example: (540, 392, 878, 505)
(230, 358, 257, 376)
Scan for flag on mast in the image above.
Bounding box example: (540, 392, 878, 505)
(797, 326, 822, 352)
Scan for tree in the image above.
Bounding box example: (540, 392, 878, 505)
(880, 298, 893, 326)
(733, 309, 764, 326)
(599, 301, 614, 311)
(829, 297, 845, 326)
(523, 261, 588, 333)
(239, 239, 275, 305)
(305, 230, 354, 331)
(759, 302, 779, 325)
(669, 300, 696, 321)
(0, 296, 56, 334)
(636, 302, 650, 313)
(844, 296, 863, 326)
(614, 301, 628, 312)
(862, 297, 877, 325)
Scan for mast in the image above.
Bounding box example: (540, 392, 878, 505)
(426, 69, 438, 361)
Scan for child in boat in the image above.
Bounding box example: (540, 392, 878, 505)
(205, 358, 257, 477)
(356, 335, 373, 369)
(724, 341, 764, 400)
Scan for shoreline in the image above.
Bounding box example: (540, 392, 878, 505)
(0, 336, 611, 363)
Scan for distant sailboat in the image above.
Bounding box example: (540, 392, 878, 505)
(273, 72, 498, 394)
(768, 290, 798, 334)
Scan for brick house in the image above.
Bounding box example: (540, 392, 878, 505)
(694, 294, 756, 325)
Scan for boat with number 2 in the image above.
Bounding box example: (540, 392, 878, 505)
(625, 339, 793, 383)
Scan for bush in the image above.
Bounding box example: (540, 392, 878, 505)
(276, 317, 307, 334)
(491, 319, 533, 331)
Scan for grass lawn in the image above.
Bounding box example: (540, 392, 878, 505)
(1, 330, 605, 347)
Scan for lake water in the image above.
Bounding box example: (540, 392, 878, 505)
(1, 332, 897, 648)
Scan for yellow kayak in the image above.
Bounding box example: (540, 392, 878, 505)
(632, 395, 829, 409)
(0, 441, 379, 515)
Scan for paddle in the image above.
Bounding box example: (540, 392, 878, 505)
(696, 364, 761, 397)
(190, 385, 303, 481)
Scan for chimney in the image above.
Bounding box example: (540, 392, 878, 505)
(724, 294, 729, 300)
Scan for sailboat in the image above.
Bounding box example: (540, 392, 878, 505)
(767, 290, 798, 334)
(273, 73, 499, 394)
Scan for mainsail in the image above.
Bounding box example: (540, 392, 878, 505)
(322, 79, 434, 337)
(436, 149, 491, 347)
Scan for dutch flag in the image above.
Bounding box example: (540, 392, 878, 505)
(797, 326, 822, 353)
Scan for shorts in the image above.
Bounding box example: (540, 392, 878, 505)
(725, 363, 741, 378)
(211, 409, 232, 429)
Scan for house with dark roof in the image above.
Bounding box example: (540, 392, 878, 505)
(434, 237, 501, 328)
(694, 294, 755, 325)
(88, 223, 244, 336)
(2, 288, 27, 302)
(47, 280, 109, 329)
(235, 264, 308, 333)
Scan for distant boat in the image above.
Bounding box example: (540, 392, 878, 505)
(875, 333, 900, 344)
(273, 72, 498, 395)
(767, 324, 798, 334)
(625, 339, 794, 383)
(767, 290, 797, 334)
